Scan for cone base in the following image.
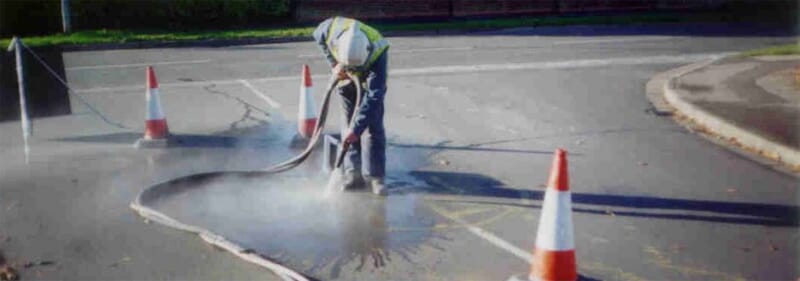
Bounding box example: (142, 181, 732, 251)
(531, 248, 577, 281)
(144, 119, 169, 140)
(134, 138, 169, 149)
(298, 118, 317, 139)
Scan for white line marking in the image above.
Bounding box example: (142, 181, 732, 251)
(429, 204, 533, 262)
(390, 52, 733, 76)
(66, 59, 211, 70)
(73, 53, 731, 93)
(239, 79, 281, 109)
(297, 46, 474, 58)
(394, 46, 475, 54)
(551, 37, 674, 45)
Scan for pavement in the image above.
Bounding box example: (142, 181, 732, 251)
(653, 55, 800, 171)
(0, 23, 798, 281)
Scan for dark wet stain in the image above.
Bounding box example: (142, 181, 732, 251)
(676, 83, 713, 94)
(644, 107, 673, 117)
(145, 172, 447, 279)
(177, 78, 196, 82)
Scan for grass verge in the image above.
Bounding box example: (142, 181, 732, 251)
(0, 11, 764, 48)
(742, 44, 800, 57)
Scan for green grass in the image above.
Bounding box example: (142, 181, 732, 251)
(0, 12, 732, 48)
(742, 44, 800, 57)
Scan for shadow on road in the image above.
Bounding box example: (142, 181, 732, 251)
(405, 170, 800, 227)
(52, 132, 274, 148)
(389, 141, 556, 155)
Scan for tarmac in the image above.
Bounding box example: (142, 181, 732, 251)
(649, 54, 800, 172)
(0, 23, 798, 281)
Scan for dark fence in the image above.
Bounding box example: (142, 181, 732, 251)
(1, 0, 291, 37)
(4, 0, 794, 37)
(293, 0, 716, 22)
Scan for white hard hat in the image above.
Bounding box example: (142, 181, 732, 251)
(337, 24, 370, 67)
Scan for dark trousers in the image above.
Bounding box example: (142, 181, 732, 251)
(336, 53, 387, 178)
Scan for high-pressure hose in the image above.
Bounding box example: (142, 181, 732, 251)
(260, 72, 361, 173)
(130, 72, 363, 281)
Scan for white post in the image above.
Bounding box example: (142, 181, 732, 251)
(8, 37, 32, 163)
(61, 0, 72, 33)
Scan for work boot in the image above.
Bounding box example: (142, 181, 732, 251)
(368, 177, 387, 196)
(341, 170, 364, 191)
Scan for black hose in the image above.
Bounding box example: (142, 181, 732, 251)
(261, 72, 362, 173)
(130, 73, 364, 281)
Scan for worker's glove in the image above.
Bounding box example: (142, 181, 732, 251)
(343, 130, 359, 144)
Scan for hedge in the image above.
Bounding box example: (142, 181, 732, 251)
(0, 0, 291, 37)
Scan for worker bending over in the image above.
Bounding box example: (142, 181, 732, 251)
(313, 16, 389, 196)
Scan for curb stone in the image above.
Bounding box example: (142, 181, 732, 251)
(651, 58, 800, 172)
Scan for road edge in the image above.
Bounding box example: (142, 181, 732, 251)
(647, 59, 800, 174)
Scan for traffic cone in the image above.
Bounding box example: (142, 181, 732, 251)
(298, 64, 317, 139)
(135, 66, 170, 148)
(530, 149, 577, 281)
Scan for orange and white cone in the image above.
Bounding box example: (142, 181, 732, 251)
(297, 64, 317, 139)
(143, 66, 169, 140)
(530, 148, 577, 281)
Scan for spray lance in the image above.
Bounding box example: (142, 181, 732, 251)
(326, 71, 363, 192)
(333, 72, 362, 168)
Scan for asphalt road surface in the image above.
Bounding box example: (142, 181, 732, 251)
(0, 23, 797, 281)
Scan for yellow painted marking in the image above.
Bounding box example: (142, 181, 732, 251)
(580, 262, 647, 281)
(447, 206, 495, 218)
(644, 246, 745, 281)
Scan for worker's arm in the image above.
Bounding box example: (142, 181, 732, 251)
(351, 52, 387, 136)
(312, 18, 337, 67)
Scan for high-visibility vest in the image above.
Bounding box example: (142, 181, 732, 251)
(325, 17, 389, 69)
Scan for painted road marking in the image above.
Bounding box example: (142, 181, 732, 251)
(390, 53, 733, 76)
(428, 203, 533, 262)
(551, 37, 675, 46)
(66, 59, 211, 71)
(73, 53, 731, 93)
(239, 79, 281, 109)
(297, 46, 474, 58)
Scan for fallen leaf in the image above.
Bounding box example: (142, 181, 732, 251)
(0, 265, 18, 281)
